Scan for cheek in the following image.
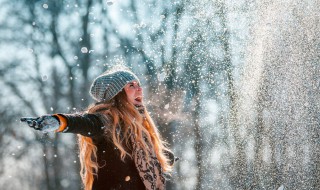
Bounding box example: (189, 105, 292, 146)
(125, 89, 135, 100)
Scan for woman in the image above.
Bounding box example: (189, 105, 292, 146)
(21, 67, 175, 190)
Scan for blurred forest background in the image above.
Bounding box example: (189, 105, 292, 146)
(0, 0, 319, 189)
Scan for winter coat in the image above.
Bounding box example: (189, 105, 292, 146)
(56, 113, 146, 190)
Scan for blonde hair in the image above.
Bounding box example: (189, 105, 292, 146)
(78, 90, 172, 190)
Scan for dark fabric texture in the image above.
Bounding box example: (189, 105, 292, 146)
(56, 113, 146, 190)
(92, 136, 146, 190)
(56, 113, 105, 136)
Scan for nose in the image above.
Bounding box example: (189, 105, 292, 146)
(137, 86, 142, 91)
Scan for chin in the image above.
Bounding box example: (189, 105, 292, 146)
(134, 101, 143, 105)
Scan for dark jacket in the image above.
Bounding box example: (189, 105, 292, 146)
(56, 113, 146, 190)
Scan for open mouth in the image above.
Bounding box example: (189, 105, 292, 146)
(135, 97, 142, 102)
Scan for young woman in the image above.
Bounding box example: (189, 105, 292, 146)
(21, 67, 175, 190)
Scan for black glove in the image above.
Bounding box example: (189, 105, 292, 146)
(21, 115, 60, 133)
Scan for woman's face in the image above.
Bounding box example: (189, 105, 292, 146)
(124, 80, 143, 105)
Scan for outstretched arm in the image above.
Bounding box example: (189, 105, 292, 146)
(21, 113, 106, 137)
(55, 113, 105, 137)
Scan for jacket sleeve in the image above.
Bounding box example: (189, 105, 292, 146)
(54, 113, 107, 137)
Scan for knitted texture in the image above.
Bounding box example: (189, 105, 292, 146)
(90, 68, 140, 102)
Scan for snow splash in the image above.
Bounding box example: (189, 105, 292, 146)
(233, 0, 320, 189)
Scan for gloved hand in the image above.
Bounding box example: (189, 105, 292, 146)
(21, 115, 60, 133)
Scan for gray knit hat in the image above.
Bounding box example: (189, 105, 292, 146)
(89, 67, 140, 102)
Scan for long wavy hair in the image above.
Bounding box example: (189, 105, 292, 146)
(78, 89, 172, 190)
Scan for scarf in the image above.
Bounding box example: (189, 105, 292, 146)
(131, 104, 166, 190)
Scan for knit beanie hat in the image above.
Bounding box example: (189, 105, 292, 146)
(89, 67, 140, 102)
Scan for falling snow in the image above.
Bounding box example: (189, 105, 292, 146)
(0, 0, 319, 189)
(81, 47, 88, 53)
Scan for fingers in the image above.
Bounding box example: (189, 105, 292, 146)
(26, 120, 37, 128)
(25, 117, 41, 130)
(21, 115, 59, 132)
(38, 116, 50, 129)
